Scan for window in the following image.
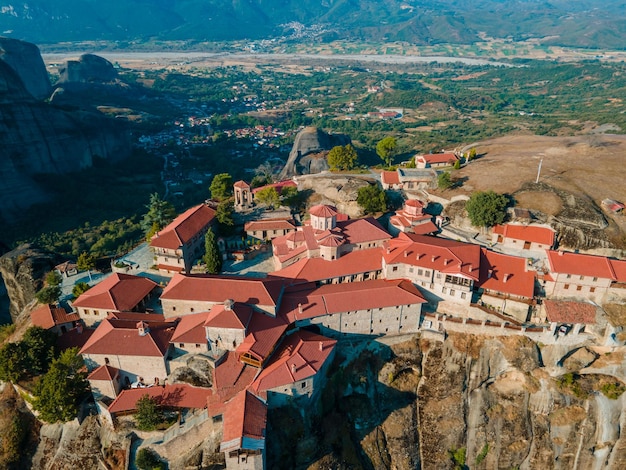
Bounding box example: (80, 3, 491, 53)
(418, 269, 423, 276)
(450, 289, 455, 296)
(301, 381, 307, 389)
(409, 267, 414, 273)
(593, 277, 598, 282)
(94, 311, 99, 316)
(566, 274, 571, 279)
(577, 285, 582, 291)
(580, 275, 584, 280)
(425, 270, 430, 276)
(437, 273, 442, 279)
(105, 357, 110, 365)
(590, 287, 596, 293)
(442, 287, 447, 294)
(195, 344, 201, 348)
(392, 266, 398, 272)
(564, 284, 570, 290)
(461, 292, 467, 299)
(190, 308, 194, 312)
(172, 306, 176, 311)
(179, 343, 185, 347)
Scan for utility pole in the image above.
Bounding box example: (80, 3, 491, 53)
(535, 157, 543, 184)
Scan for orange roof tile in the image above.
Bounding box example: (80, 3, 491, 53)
(221, 390, 267, 450)
(236, 312, 288, 364)
(72, 273, 157, 311)
(610, 259, 626, 283)
(546, 250, 616, 280)
(80, 317, 177, 357)
(279, 279, 426, 323)
(270, 247, 384, 283)
(88, 364, 120, 381)
(244, 218, 296, 232)
(420, 153, 458, 164)
(108, 384, 213, 414)
(336, 218, 391, 245)
(171, 311, 208, 344)
(309, 204, 338, 218)
(383, 233, 481, 281)
(493, 224, 555, 246)
(212, 351, 259, 402)
(150, 204, 216, 250)
(252, 330, 336, 393)
(57, 327, 95, 351)
(544, 300, 597, 324)
(381, 170, 401, 185)
(161, 274, 284, 307)
(205, 303, 253, 329)
(31, 304, 80, 330)
(477, 249, 536, 299)
(233, 180, 250, 189)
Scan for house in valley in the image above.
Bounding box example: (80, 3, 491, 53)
(388, 199, 438, 236)
(245, 218, 297, 242)
(415, 152, 458, 169)
(31, 304, 81, 335)
(492, 223, 555, 251)
(150, 203, 216, 274)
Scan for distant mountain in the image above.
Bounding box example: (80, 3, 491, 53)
(1, 0, 626, 49)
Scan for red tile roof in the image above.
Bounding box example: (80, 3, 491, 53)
(337, 218, 391, 245)
(205, 303, 253, 330)
(309, 204, 338, 218)
(381, 170, 401, 185)
(251, 180, 297, 195)
(383, 233, 481, 281)
(279, 279, 426, 323)
(108, 384, 213, 414)
(171, 312, 208, 344)
(546, 250, 617, 280)
(244, 218, 296, 232)
(236, 312, 289, 364)
(150, 204, 216, 250)
(477, 249, 536, 298)
(161, 274, 284, 307)
(31, 304, 80, 330)
(72, 273, 157, 311)
(212, 351, 259, 403)
(544, 300, 597, 324)
(220, 390, 267, 450)
(233, 180, 250, 189)
(252, 330, 336, 393)
(610, 259, 626, 283)
(80, 317, 177, 357)
(88, 364, 120, 381)
(419, 153, 458, 164)
(56, 327, 95, 351)
(493, 224, 555, 246)
(270, 247, 383, 283)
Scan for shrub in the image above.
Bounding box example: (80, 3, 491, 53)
(135, 448, 166, 470)
(448, 447, 467, 470)
(135, 395, 164, 431)
(600, 382, 626, 399)
(475, 443, 489, 465)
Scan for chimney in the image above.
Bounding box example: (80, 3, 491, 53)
(404, 250, 408, 258)
(137, 321, 149, 336)
(319, 341, 324, 352)
(298, 303, 303, 315)
(386, 247, 391, 255)
(488, 269, 493, 279)
(444, 259, 450, 266)
(503, 273, 510, 283)
(468, 264, 473, 272)
(432, 255, 437, 262)
(458, 262, 462, 269)
(558, 251, 564, 256)
(224, 299, 234, 311)
(77, 324, 83, 334)
(291, 364, 296, 375)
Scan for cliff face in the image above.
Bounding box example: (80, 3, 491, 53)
(0, 244, 60, 321)
(0, 39, 132, 223)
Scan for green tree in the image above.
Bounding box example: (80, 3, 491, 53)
(135, 395, 164, 431)
(0, 342, 26, 383)
(357, 184, 387, 214)
(209, 173, 233, 201)
(77, 251, 96, 282)
(33, 348, 88, 423)
(45, 271, 62, 287)
(136, 447, 166, 470)
(216, 200, 235, 236)
(468, 147, 477, 161)
(453, 159, 461, 170)
(327, 144, 358, 171)
(35, 286, 61, 305)
(465, 190, 509, 228)
(203, 229, 222, 274)
(376, 136, 397, 168)
(72, 282, 91, 299)
(254, 186, 280, 209)
(22, 326, 57, 376)
(141, 193, 176, 239)
(438, 172, 453, 190)
(2, 415, 27, 467)
(406, 156, 417, 168)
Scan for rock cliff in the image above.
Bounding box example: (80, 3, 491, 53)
(296, 173, 375, 218)
(278, 127, 350, 179)
(0, 244, 60, 321)
(0, 38, 51, 100)
(57, 53, 118, 84)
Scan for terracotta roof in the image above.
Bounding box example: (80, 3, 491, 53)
(252, 330, 336, 393)
(546, 250, 617, 280)
(381, 170, 400, 185)
(150, 204, 216, 250)
(477, 249, 536, 299)
(236, 312, 289, 364)
(419, 153, 458, 164)
(544, 300, 597, 324)
(309, 205, 338, 218)
(212, 351, 259, 403)
(161, 274, 284, 307)
(270, 247, 384, 283)
(610, 259, 626, 283)
(171, 312, 208, 344)
(205, 303, 253, 330)
(233, 180, 251, 189)
(72, 273, 157, 311)
(80, 317, 177, 357)
(31, 304, 80, 329)
(279, 279, 426, 323)
(108, 384, 213, 414)
(493, 224, 555, 246)
(220, 390, 267, 451)
(107, 312, 169, 322)
(88, 364, 120, 381)
(336, 217, 391, 245)
(244, 218, 296, 232)
(406, 199, 424, 209)
(55, 260, 77, 274)
(383, 233, 481, 281)
(251, 180, 297, 194)
(57, 327, 95, 351)
(411, 221, 440, 235)
(318, 234, 345, 248)
(158, 263, 184, 272)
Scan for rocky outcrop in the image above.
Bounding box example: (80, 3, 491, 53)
(278, 127, 350, 179)
(0, 244, 60, 321)
(296, 173, 376, 218)
(58, 53, 118, 84)
(0, 38, 51, 100)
